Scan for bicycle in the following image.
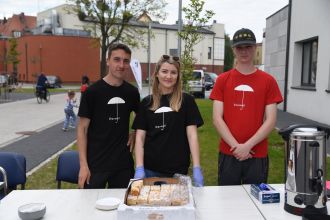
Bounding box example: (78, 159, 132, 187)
(35, 88, 50, 104)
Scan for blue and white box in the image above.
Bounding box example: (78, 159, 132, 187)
(250, 183, 280, 204)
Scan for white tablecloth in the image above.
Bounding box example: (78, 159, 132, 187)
(0, 184, 327, 220)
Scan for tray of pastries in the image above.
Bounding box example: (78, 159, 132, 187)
(124, 177, 190, 206)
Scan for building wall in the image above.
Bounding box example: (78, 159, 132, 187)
(264, 5, 288, 110)
(132, 24, 224, 79)
(287, 0, 330, 124)
(0, 39, 6, 73)
(254, 43, 263, 66)
(41, 4, 225, 81)
(14, 35, 99, 83)
(37, 4, 86, 31)
(0, 4, 225, 84)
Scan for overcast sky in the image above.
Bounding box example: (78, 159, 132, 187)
(1, 0, 288, 42)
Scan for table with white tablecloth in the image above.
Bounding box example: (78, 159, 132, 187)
(0, 184, 328, 220)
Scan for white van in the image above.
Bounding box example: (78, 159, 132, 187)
(188, 70, 205, 98)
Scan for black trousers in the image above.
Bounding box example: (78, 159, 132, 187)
(218, 153, 269, 186)
(84, 168, 134, 189)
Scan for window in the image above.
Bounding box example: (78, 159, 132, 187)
(169, 49, 178, 57)
(301, 39, 318, 86)
(13, 31, 21, 38)
(208, 47, 212, 59)
(214, 38, 224, 60)
(192, 71, 201, 80)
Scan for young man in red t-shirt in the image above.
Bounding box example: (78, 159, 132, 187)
(210, 28, 283, 185)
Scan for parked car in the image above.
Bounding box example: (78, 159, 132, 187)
(188, 70, 205, 98)
(0, 74, 8, 87)
(46, 75, 62, 88)
(204, 72, 218, 90)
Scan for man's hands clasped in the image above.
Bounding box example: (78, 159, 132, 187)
(230, 143, 255, 161)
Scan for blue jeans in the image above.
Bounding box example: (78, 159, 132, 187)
(144, 169, 172, 178)
(63, 109, 76, 129)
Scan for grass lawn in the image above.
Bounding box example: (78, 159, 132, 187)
(25, 99, 330, 189)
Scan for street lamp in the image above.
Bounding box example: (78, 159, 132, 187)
(147, 22, 151, 95)
(178, 0, 182, 57)
(39, 44, 42, 72)
(25, 43, 28, 82)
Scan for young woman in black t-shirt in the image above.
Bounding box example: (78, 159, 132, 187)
(133, 55, 204, 187)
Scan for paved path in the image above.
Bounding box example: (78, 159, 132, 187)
(0, 93, 69, 147)
(0, 122, 76, 172)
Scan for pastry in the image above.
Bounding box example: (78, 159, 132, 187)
(150, 185, 161, 191)
(127, 194, 137, 205)
(130, 180, 143, 196)
(148, 190, 161, 205)
(137, 185, 150, 205)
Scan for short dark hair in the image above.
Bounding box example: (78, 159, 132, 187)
(107, 43, 131, 58)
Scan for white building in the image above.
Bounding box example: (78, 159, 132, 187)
(35, 4, 89, 36)
(36, 4, 225, 78)
(265, 0, 330, 126)
(287, 0, 330, 125)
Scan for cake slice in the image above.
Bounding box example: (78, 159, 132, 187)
(127, 194, 138, 205)
(130, 180, 143, 196)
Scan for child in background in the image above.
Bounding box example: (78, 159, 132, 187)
(62, 90, 79, 131)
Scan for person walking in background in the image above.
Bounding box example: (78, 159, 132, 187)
(80, 75, 90, 94)
(77, 43, 140, 189)
(80, 75, 90, 102)
(62, 90, 78, 132)
(210, 28, 283, 185)
(133, 55, 204, 187)
(36, 73, 48, 100)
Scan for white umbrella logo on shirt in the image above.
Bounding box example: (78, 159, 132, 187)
(234, 84, 254, 110)
(154, 107, 173, 130)
(108, 97, 125, 123)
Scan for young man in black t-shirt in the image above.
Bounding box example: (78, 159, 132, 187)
(77, 43, 140, 188)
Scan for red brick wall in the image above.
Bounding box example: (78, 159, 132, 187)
(0, 39, 6, 73)
(14, 35, 100, 83)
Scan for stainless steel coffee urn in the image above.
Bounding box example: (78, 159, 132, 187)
(279, 124, 330, 216)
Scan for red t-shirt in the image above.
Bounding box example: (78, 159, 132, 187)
(81, 84, 88, 93)
(209, 69, 283, 157)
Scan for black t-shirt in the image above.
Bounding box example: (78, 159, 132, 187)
(132, 93, 203, 175)
(78, 80, 140, 172)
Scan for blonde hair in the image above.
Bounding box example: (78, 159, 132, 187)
(150, 55, 182, 112)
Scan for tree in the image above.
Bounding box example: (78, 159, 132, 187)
(70, 0, 167, 78)
(178, 0, 214, 89)
(224, 34, 234, 72)
(6, 38, 20, 73)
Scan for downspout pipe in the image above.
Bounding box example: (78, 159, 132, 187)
(283, 0, 292, 112)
